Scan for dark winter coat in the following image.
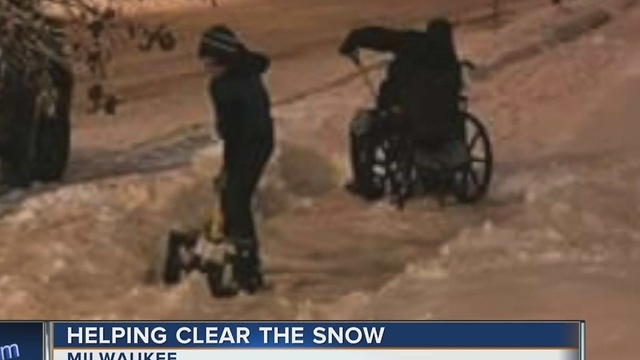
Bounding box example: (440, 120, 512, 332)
(209, 51, 274, 164)
(339, 25, 462, 148)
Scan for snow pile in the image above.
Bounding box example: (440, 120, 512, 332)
(303, 154, 640, 320)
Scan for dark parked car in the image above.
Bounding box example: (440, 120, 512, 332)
(0, 20, 73, 189)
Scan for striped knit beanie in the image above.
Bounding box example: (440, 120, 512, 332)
(198, 25, 245, 64)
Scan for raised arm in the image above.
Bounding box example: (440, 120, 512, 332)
(338, 26, 410, 56)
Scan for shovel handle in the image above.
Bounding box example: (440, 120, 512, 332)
(351, 57, 378, 100)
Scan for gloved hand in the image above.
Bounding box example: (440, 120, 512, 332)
(338, 27, 371, 62)
(338, 42, 360, 64)
(338, 39, 354, 56)
(347, 50, 361, 65)
(338, 32, 359, 58)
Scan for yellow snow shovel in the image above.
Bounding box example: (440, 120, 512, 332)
(204, 170, 226, 243)
(162, 167, 238, 297)
(350, 52, 378, 100)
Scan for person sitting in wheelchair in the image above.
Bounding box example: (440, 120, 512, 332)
(339, 17, 463, 200)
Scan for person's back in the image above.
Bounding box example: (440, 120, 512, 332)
(397, 19, 462, 149)
(339, 18, 461, 147)
(400, 68, 459, 150)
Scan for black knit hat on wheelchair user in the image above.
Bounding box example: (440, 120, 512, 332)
(198, 25, 245, 65)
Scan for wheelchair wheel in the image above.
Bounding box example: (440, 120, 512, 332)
(451, 112, 493, 203)
(368, 136, 396, 194)
(350, 130, 394, 198)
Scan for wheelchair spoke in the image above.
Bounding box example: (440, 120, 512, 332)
(467, 130, 482, 149)
(468, 167, 480, 188)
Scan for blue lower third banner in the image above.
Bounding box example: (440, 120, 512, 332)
(0, 321, 44, 360)
(51, 321, 585, 360)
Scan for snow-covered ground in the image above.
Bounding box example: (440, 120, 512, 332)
(0, 0, 639, 358)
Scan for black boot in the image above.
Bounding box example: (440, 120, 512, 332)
(249, 248, 265, 289)
(232, 242, 264, 294)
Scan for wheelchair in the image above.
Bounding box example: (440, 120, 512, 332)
(348, 62, 493, 208)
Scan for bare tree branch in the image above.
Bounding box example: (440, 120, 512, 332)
(0, 0, 181, 115)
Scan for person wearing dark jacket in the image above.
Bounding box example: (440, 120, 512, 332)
(198, 25, 274, 293)
(339, 18, 462, 199)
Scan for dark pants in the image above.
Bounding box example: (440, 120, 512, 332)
(221, 138, 273, 249)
